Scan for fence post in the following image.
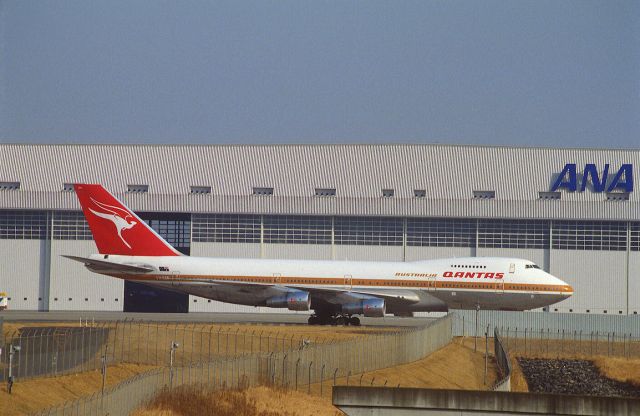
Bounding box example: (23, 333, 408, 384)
(208, 327, 213, 362)
(282, 354, 287, 387)
(308, 361, 313, 394)
(295, 358, 300, 391)
(320, 364, 325, 396)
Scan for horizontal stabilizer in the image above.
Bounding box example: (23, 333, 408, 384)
(62, 255, 155, 273)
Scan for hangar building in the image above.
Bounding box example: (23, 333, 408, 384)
(0, 144, 638, 315)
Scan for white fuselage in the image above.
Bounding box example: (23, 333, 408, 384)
(87, 254, 573, 313)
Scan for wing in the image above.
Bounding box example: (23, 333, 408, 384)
(63, 255, 155, 273)
(142, 276, 421, 309)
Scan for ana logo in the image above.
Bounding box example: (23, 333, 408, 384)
(88, 198, 137, 248)
(551, 164, 633, 193)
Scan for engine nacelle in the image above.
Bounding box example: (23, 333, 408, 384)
(266, 291, 311, 311)
(342, 298, 386, 317)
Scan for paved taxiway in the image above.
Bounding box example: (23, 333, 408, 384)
(0, 311, 436, 327)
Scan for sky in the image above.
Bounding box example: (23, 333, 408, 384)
(0, 1, 638, 148)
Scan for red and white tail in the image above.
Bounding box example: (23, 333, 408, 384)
(74, 184, 181, 256)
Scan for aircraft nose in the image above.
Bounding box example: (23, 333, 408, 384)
(557, 278, 573, 298)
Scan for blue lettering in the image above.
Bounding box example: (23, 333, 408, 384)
(607, 164, 634, 192)
(551, 164, 577, 192)
(580, 164, 609, 192)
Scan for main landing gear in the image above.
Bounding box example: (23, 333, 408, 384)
(308, 314, 361, 326)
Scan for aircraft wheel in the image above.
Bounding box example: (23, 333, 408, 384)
(308, 316, 319, 325)
(349, 317, 361, 326)
(335, 316, 346, 326)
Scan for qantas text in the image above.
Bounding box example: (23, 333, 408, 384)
(443, 271, 504, 279)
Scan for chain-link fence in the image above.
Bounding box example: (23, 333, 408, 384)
(493, 328, 511, 392)
(36, 315, 453, 416)
(0, 319, 339, 382)
(496, 327, 640, 358)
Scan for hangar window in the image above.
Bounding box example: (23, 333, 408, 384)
(145, 216, 191, 249)
(190, 186, 212, 194)
(335, 216, 403, 246)
(253, 187, 274, 196)
(0, 210, 48, 239)
(127, 184, 149, 193)
(606, 192, 630, 201)
(631, 223, 640, 252)
(192, 214, 260, 243)
(414, 190, 426, 198)
(407, 218, 476, 248)
(53, 211, 92, 240)
(382, 189, 395, 198)
(62, 183, 75, 192)
(0, 181, 20, 190)
(552, 221, 627, 251)
(478, 219, 550, 249)
(264, 215, 331, 244)
(473, 190, 495, 199)
(315, 188, 336, 197)
(538, 191, 561, 200)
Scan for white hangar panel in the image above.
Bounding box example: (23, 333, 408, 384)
(49, 240, 124, 311)
(263, 244, 331, 260)
(189, 297, 284, 313)
(190, 243, 261, 259)
(405, 246, 474, 262)
(0, 240, 47, 310)
(333, 245, 403, 262)
(629, 253, 640, 315)
(550, 250, 627, 314)
(476, 248, 548, 271)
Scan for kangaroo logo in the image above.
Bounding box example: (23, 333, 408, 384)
(88, 197, 137, 249)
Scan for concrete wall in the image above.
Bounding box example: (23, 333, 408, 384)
(333, 387, 640, 416)
(49, 240, 124, 311)
(0, 239, 48, 311)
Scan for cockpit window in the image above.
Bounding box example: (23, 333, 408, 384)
(525, 264, 541, 269)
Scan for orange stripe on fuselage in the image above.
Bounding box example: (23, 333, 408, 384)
(107, 273, 572, 294)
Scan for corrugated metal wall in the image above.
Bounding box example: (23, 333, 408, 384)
(629, 253, 640, 313)
(1, 145, 638, 314)
(550, 250, 627, 314)
(48, 240, 124, 311)
(1, 144, 638, 219)
(0, 240, 47, 311)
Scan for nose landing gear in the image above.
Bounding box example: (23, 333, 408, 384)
(308, 314, 361, 326)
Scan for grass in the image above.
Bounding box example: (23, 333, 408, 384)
(133, 385, 342, 416)
(0, 363, 155, 416)
(3, 322, 396, 367)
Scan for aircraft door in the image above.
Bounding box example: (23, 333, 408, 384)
(344, 274, 353, 291)
(495, 279, 505, 294)
(509, 263, 516, 274)
(273, 273, 282, 285)
(427, 276, 437, 291)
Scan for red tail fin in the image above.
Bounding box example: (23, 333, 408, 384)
(74, 184, 181, 256)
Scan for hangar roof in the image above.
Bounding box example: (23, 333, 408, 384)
(1, 144, 638, 220)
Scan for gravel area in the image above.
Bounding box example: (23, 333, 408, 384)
(517, 358, 640, 398)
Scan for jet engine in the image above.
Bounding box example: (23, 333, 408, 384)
(342, 298, 385, 317)
(266, 291, 311, 311)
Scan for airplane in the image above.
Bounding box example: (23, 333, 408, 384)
(65, 184, 573, 326)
